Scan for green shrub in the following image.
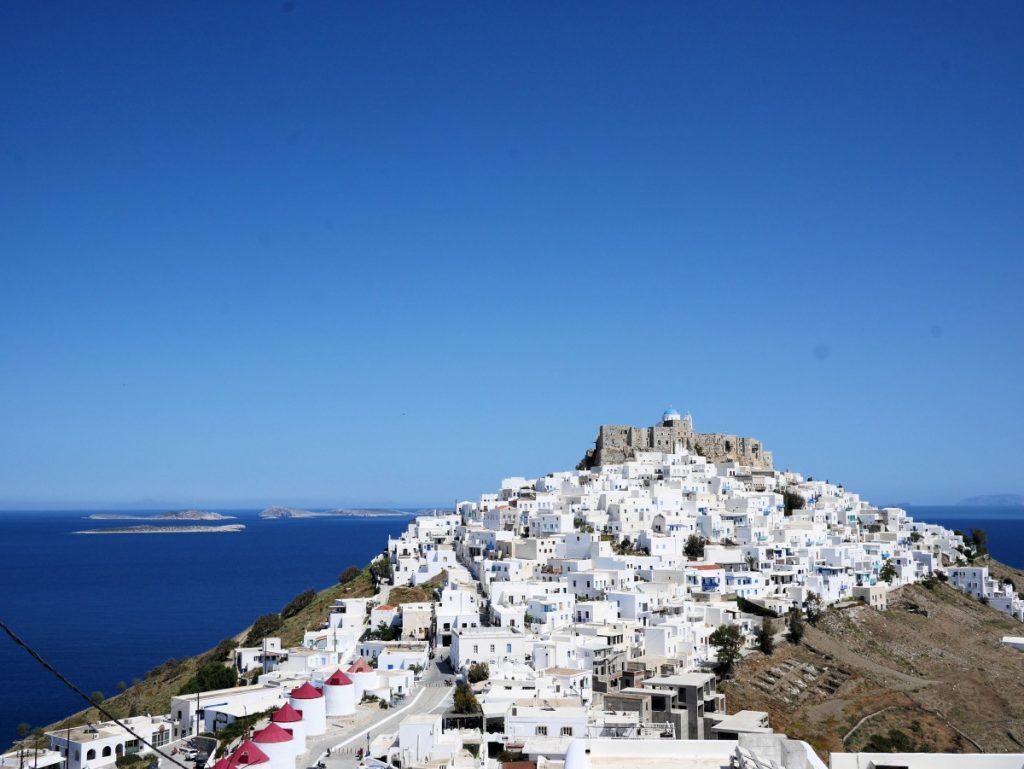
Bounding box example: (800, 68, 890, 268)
(244, 614, 284, 646)
(737, 596, 778, 618)
(782, 489, 805, 517)
(787, 608, 805, 644)
(756, 619, 774, 656)
(453, 682, 479, 714)
(709, 624, 743, 676)
(202, 638, 238, 665)
(684, 534, 706, 559)
(468, 662, 490, 683)
(281, 589, 316, 619)
(178, 662, 238, 695)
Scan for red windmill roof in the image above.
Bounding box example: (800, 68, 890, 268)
(226, 741, 270, 767)
(347, 658, 373, 673)
(290, 681, 323, 699)
(212, 760, 231, 769)
(271, 703, 303, 723)
(324, 669, 353, 686)
(252, 723, 293, 744)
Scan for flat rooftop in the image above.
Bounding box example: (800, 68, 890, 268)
(642, 673, 715, 687)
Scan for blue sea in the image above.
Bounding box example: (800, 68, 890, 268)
(0, 510, 413, 746)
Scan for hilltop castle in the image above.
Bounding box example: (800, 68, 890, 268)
(577, 407, 773, 470)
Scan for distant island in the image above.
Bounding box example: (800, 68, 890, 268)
(74, 524, 245, 535)
(958, 494, 1024, 507)
(259, 506, 417, 519)
(87, 509, 236, 521)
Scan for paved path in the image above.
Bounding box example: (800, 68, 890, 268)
(305, 667, 454, 769)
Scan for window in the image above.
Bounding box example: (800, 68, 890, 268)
(87, 751, 96, 761)
(535, 726, 548, 736)
(102, 748, 112, 758)
(561, 727, 573, 736)
(506, 644, 512, 653)
(490, 644, 495, 653)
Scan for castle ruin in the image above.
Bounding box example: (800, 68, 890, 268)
(578, 407, 773, 470)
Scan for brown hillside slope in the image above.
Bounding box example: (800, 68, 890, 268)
(721, 578, 1024, 759)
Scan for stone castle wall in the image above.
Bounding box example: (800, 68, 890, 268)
(580, 418, 773, 470)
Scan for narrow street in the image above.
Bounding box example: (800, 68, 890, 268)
(307, 663, 455, 769)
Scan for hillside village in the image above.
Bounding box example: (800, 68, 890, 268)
(10, 409, 1024, 769)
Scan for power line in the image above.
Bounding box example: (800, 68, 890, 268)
(0, 620, 191, 769)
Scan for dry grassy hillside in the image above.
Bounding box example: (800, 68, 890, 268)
(721, 566, 1024, 758)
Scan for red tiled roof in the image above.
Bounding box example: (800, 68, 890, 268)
(290, 682, 323, 699)
(691, 564, 721, 570)
(225, 741, 270, 767)
(324, 669, 353, 686)
(271, 703, 303, 723)
(347, 658, 373, 673)
(252, 723, 293, 744)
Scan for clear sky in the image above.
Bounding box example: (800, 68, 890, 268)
(1, 2, 1021, 509)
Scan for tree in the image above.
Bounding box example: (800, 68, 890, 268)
(179, 662, 238, 695)
(339, 566, 361, 584)
(16, 723, 30, 739)
(909, 531, 923, 543)
(244, 613, 284, 646)
(970, 528, 988, 557)
(708, 624, 744, 676)
(368, 621, 398, 642)
(805, 592, 824, 625)
(787, 608, 805, 644)
(468, 662, 490, 684)
(684, 534, 706, 560)
(368, 553, 393, 586)
(281, 588, 316, 619)
(744, 554, 758, 571)
(116, 681, 127, 694)
(878, 560, 898, 584)
(755, 618, 775, 656)
(452, 682, 480, 714)
(782, 489, 805, 517)
(90, 691, 105, 704)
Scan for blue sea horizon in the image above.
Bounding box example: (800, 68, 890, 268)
(0, 510, 413, 746)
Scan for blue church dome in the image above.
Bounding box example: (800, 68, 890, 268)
(663, 406, 681, 422)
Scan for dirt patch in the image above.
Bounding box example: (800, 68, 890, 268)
(722, 577, 1024, 759)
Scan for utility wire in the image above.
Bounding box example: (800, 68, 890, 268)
(0, 620, 191, 769)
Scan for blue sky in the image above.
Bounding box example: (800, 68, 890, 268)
(1, 2, 1021, 509)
